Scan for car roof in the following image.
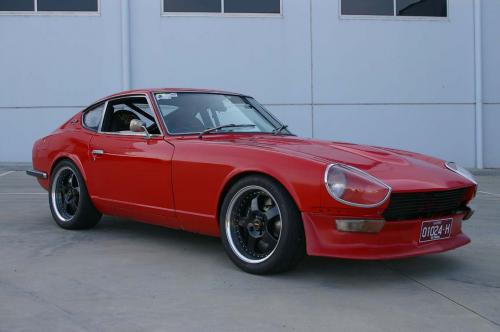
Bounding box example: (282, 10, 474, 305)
(99, 88, 248, 102)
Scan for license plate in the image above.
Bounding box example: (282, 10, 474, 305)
(419, 218, 453, 243)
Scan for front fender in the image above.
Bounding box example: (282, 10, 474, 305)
(219, 160, 324, 214)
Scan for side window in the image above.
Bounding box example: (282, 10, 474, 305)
(101, 96, 161, 135)
(82, 103, 104, 131)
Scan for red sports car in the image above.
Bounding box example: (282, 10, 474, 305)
(28, 89, 477, 274)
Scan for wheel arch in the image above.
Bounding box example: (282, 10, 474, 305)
(217, 170, 303, 223)
(49, 153, 87, 184)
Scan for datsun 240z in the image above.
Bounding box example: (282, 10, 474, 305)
(28, 89, 477, 274)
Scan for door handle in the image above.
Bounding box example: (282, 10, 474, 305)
(91, 149, 104, 160)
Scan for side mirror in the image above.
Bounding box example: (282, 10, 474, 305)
(130, 119, 151, 139)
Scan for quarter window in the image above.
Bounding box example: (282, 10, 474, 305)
(163, 0, 281, 14)
(83, 103, 104, 132)
(341, 0, 447, 17)
(0, 0, 98, 12)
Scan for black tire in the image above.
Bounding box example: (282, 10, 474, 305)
(49, 160, 101, 230)
(219, 175, 305, 274)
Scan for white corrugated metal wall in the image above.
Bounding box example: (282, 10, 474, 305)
(0, 0, 498, 167)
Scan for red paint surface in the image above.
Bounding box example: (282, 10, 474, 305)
(31, 89, 476, 259)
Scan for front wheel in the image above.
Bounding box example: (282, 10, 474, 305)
(49, 160, 101, 230)
(220, 175, 305, 274)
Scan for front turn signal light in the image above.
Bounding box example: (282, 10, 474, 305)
(335, 219, 385, 233)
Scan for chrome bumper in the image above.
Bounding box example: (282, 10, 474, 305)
(26, 169, 48, 179)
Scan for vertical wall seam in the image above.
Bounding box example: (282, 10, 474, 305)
(474, 0, 483, 169)
(121, 0, 131, 90)
(309, 0, 314, 138)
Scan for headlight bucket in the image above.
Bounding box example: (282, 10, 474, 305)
(324, 164, 392, 208)
(445, 162, 477, 185)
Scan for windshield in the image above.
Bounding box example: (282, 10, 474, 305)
(154, 92, 290, 135)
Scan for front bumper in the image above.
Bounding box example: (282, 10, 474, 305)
(302, 212, 470, 260)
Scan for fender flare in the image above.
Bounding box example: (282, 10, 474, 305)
(216, 167, 304, 221)
(50, 153, 88, 184)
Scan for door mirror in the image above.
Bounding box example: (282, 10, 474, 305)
(130, 119, 151, 139)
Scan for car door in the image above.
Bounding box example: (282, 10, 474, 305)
(87, 94, 177, 228)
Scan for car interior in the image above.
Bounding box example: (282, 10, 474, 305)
(164, 107, 212, 134)
(100, 97, 161, 135)
(157, 95, 217, 134)
(156, 93, 264, 134)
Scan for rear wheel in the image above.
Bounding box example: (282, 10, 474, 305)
(220, 175, 305, 274)
(49, 160, 101, 230)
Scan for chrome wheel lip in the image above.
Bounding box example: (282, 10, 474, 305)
(225, 185, 282, 264)
(50, 166, 79, 222)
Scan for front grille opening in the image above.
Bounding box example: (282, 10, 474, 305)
(383, 188, 469, 221)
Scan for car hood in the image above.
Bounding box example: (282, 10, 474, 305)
(224, 135, 474, 192)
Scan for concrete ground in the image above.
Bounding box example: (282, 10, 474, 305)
(0, 167, 499, 332)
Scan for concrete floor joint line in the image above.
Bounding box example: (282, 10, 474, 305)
(478, 191, 500, 198)
(382, 262, 500, 328)
(0, 171, 15, 177)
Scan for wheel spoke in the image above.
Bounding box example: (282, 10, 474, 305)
(62, 199, 69, 212)
(250, 196, 261, 213)
(70, 198, 78, 212)
(261, 230, 278, 249)
(246, 235, 257, 252)
(70, 174, 79, 190)
(61, 182, 69, 193)
(264, 206, 279, 221)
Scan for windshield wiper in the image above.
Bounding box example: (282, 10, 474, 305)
(272, 124, 289, 136)
(198, 124, 256, 139)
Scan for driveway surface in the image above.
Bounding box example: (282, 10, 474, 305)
(0, 168, 499, 332)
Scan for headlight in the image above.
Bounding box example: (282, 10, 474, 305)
(324, 164, 392, 208)
(445, 162, 477, 185)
